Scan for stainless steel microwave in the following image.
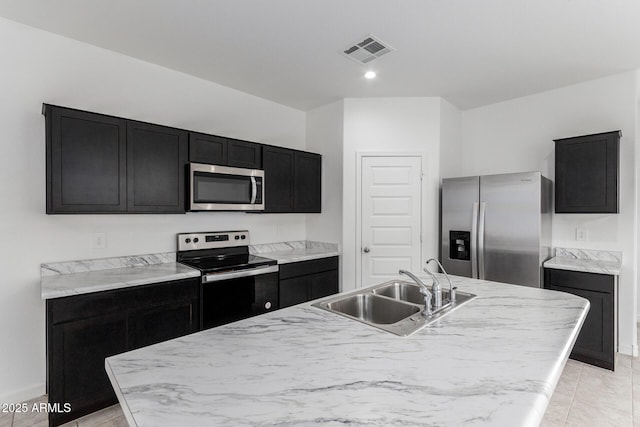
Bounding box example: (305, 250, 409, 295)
(189, 163, 264, 211)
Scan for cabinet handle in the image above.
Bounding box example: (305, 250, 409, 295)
(363, 247, 370, 253)
(265, 301, 272, 310)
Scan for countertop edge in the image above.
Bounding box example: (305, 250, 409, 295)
(41, 265, 201, 300)
(531, 293, 590, 425)
(543, 256, 621, 276)
(267, 251, 341, 264)
(105, 359, 137, 427)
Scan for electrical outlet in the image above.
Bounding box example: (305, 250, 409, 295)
(93, 232, 106, 249)
(576, 228, 588, 241)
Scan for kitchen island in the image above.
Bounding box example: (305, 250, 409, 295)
(105, 275, 588, 426)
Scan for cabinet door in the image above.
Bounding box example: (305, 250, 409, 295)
(130, 298, 199, 349)
(279, 257, 340, 307)
(294, 151, 322, 213)
(279, 256, 339, 280)
(127, 122, 188, 213)
(48, 312, 128, 426)
(279, 276, 310, 309)
(189, 132, 228, 165)
(263, 146, 294, 212)
(544, 268, 615, 370)
(45, 105, 127, 213)
(47, 278, 200, 426)
(227, 139, 262, 169)
(555, 131, 620, 213)
(309, 269, 339, 300)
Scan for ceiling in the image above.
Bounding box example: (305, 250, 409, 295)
(1, 0, 640, 111)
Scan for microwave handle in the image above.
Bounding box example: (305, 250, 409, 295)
(250, 177, 257, 204)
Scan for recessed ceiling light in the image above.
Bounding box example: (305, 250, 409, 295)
(364, 71, 376, 79)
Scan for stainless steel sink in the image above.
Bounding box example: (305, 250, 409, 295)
(372, 281, 425, 304)
(312, 280, 476, 336)
(325, 294, 420, 324)
(373, 281, 476, 307)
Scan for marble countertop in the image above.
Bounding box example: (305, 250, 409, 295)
(41, 240, 339, 299)
(250, 240, 340, 264)
(105, 275, 588, 427)
(41, 262, 201, 299)
(543, 247, 622, 276)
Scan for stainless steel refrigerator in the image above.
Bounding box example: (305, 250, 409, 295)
(440, 171, 552, 287)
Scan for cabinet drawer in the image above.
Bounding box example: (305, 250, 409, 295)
(48, 278, 200, 325)
(545, 268, 614, 293)
(279, 256, 339, 280)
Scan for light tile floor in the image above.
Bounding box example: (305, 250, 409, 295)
(541, 353, 637, 426)
(1, 352, 639, 426)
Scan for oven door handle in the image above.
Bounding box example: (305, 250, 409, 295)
(202, 265, 279, 283)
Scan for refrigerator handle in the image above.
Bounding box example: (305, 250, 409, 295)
(478, 202, 486, 280)
(470, 202, 479, 279)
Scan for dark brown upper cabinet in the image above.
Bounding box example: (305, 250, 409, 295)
(126, 122, 187, 213)
(45, 104, 320, 215)
(188, 134, 262, 170)
(263, 146, 321, 213)
(45, 105, 127, 213)
(227, 138, 262, 169)
(555, 130, 620, 214)
(263, 146, 294, 212)
(45, 104, 187, 214)
(294, 151, 321, 213)
(189, 132, 228, 165)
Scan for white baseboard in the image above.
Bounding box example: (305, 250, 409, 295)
(618, 343, 638, 357)
(0, 383, 45, 404)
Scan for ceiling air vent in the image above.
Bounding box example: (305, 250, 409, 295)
(342, 34, 394, 64)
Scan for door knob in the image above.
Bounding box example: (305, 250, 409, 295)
(363, 247, 370, 253)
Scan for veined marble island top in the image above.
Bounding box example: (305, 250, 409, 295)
(105, 275, 588, 427)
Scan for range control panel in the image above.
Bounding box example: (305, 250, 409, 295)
(177, 230, 249, 251)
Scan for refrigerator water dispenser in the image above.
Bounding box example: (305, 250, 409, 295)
(449, 231, 470, 261)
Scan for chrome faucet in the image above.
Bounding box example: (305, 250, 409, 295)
(398, 269, 433, 317)
(422, 265, 443, 308)
(425, 258, 456, 303)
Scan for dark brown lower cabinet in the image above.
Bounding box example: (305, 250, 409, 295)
(544, 268, 615, 370)
(46, 278, 199, 426)
(279, 257, 339, 308)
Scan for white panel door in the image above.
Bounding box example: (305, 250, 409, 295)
(360, 156, 422, 287)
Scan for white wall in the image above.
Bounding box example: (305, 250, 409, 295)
(459, 72, 638, 355)
(439, 98, 463, 179)
(342, 98, 442, 291)
(636, 70, 640, 324)
(305, 101, 344, 247)
(0, 17, 307, 401)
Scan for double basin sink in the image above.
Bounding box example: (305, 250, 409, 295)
(312, 280, 476, 336)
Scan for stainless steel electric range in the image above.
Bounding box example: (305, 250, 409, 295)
(177, 230, 279, 329)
